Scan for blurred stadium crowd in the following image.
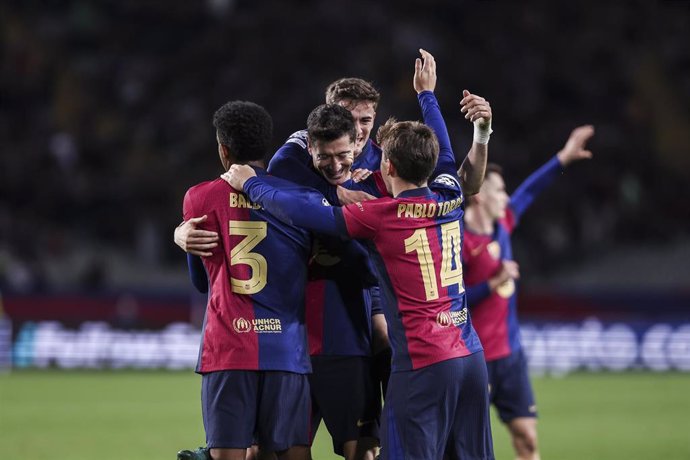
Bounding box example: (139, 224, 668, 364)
(1, 0, 689, 293)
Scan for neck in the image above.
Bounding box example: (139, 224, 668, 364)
(354, 139, 369, 160)
(464, 206, 494, 234)
(391, 177, 426, 197)
(246, 160, 264, 169)
(227, 160, 265, 171)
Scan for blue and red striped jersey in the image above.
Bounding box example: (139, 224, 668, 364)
(183, 168, 312, 374)
(241, 91, 484, 372)
(340, 175, 483, 371)
(268, 129, 383, 357)
(305, 236, 378, 356)
(463, 155, 564, 361)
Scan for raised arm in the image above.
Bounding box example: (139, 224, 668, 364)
(457, 90, 492, 196)
(413, 49, 456, 177)
(510, 125, 594, 218)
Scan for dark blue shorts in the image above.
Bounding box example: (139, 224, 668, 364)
(486, 349, 537, 423)
(201, 370, 311, 451)
(309, 355, 381, 455)
(381, 352, 494, 460)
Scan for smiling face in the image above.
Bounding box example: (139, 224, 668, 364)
(337, 99, 376, 158)
(308, 134, 355, 185)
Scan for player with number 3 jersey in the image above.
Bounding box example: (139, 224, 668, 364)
(222, 50, 495, 460)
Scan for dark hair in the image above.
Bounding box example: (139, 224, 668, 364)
(376, 118, 439, 186)
(212, 101, 273, 162)
(485, 163, 503, 177)
(325, 78, 380, 109)
(306, 104, 357, 145)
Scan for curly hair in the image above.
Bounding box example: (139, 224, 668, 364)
(376, 118, 439, 186)
(325, 78, 380, 110)
(306, 104, 356, 145)
(212, 101, 273, 162)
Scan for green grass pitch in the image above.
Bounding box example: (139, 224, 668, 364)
(1, 370, 689, 459)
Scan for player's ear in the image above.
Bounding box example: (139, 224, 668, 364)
(386, 157, 398, 178)
(219, 143, 231, 160)
(218, 143, 236, 170)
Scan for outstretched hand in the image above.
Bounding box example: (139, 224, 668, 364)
(557, 125, 595, 166)
(174, 215, 219, 257)
(220, 164, 257, 191)
(413, 48, 437, 94)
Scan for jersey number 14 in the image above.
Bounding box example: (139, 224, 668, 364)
(404, 220, 464, 301)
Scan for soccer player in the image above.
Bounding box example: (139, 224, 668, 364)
(268, 77, 381, 206)
(221, 50, 495, 460)
(284, 104, 382, 460)
(462, 125, 594, 460)
(177, 80, 389, 460)
(177, 100, 314, 460)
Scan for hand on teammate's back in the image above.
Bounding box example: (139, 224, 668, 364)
(174, 215, 219, 257)
(557, 125, 595, 166)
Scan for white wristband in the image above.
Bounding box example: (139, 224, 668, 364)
(473, 120, 493, 145)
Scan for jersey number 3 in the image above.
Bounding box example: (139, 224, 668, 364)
(404, 220, 464, 301)
(229, 220, 268, 294)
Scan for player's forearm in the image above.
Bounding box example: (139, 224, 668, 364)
(418, 91, 457, 176)
(244, 177, 347, 237)
(369, 286, 383, 315)
(187, 254, 209, 294)
(510, 155, 562, 217)
(458, 142, 488, 196)
(465, 282, 491, 307)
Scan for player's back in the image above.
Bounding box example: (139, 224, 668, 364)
(343, 174, 483, 372)
(183, 170, 312, 374)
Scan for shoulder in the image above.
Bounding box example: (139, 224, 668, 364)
(498, 207, 517, 232)
(430, 173, 463, 198)
(368, 139, 382, 155)
(262, 174, 327, 200)
(270, 130, 309, 167)
(186, 178, 228, 197)
(284, 129, 309, 150)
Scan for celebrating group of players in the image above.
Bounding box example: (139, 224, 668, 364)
(173, 49, 594, 460)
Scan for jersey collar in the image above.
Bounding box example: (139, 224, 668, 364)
(397, 187, 432, 198)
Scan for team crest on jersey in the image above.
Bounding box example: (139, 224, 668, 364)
(433, 174, 459, 188)
(436, 308, 468, 327)
(232, 317, 252, 333)
(487, 241, 501, 259)
(285, 130, 308, 149)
